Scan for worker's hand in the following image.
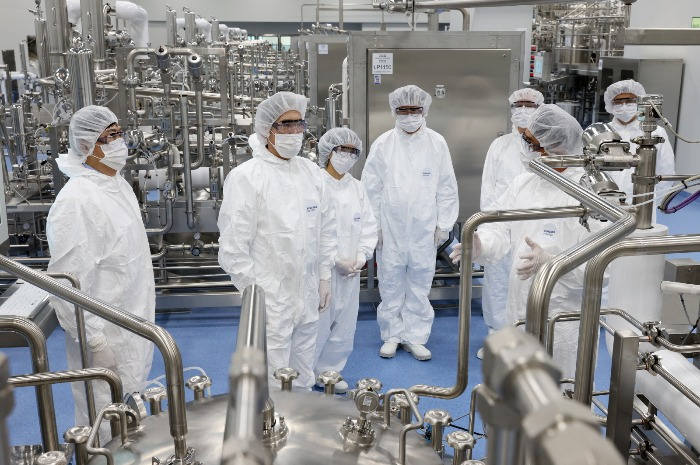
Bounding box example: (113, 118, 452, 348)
(318, 279, 331, 312)
(335, 259, 356, 277)
(434, 228, 450, 247)
(351, 254, 366, 277)
(515, 237, 553, 280)
(91, 346, 118, 372)
(449, 234, 482, 264)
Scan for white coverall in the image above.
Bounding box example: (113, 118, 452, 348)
(607, 118, 675, 221)
(477, 167, 608, 380)
(314, 170, 377, 376)
(47, 153, 155, 429)
(218, 134, 337, 388)
(480, 129, 529, 331)
(362, 124, 459, 345)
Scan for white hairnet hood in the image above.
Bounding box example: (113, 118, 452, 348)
(527, 104, 583, 156)
(254, 92, 308, 139)
(317, 128, 362, 168)
(604, 79, 646, 114)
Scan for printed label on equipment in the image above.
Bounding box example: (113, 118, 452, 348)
(373, 75, 382, 85)
(318, 44, 329, 55)
(372, 53, 393, 75)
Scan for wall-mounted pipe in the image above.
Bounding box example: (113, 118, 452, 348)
(0, 258, 189, 459)
(0, 316, 58, 451)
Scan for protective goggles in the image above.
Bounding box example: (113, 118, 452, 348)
(395, 106, 423, 115)
(521, 133, 544, 153)
(96, 130, 125, 144)
(333, 146, 361, 159)
(271, 119, 307, 134)
(612, 97, 637, 106)
(511, 101, 538, 109)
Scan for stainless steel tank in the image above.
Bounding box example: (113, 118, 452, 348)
(89, 391, 442, 465)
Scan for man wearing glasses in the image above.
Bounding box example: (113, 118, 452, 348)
(452, 104, 609, 383)
(477, 88, 544, 360)
(603, 79, 675, 220)
(218, 92, 337, 389)
(46, 106, 155, 441)
(362, 84, 459, 361)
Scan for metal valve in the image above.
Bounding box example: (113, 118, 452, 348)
(356, 377, 382, 392)
(274, 367, 299, 391)
(392, 392, 419, 424)
(317, 370, 343, 395)
(424, 409, 452, 456)
(340, 387, 381, 447)
(64, 426, 91, 465)
(186, 375, 212, 400)
(35, 451, 68, 465)
(142, 386, 167, 415)
(447, 431, 476, 465)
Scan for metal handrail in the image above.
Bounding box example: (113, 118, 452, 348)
(0, 256, 189, 459)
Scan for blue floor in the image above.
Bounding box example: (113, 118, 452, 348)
(4, 192, 700, 460)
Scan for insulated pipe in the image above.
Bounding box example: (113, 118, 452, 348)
(573, 234, 700, 407)
(408, 205, 586, 399)
(8, 368, 123, 407)
(0, 316, 58, 451)
(525, 158, 635, 343)
(0, 257, 188, 459)
(180, 97, 195, 230)
(115, 1, 150, 48)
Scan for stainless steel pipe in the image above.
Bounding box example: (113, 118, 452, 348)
(525, 158, 635, 343)
(409, 205, 585, 399)
(222, 285, 270, 465)
(8, 367, 123, 406)
(0, 256, 189, 459)
(573, 234, 700, 406)
(180, 97, 196, 230)
(0, 316, 58, 451)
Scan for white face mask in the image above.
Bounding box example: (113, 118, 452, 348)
(98, 138, 128, 171)
(511, 106, 536, 129)
(520, 148, 541, 170)
(269, 133, 303, 159)
(612, 103, 638, 124)
(396, 114, 424, 133)
(330, 152, 357, 175)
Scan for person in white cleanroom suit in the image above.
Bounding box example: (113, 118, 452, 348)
(218, 92, 337, 389)
(478, 88, 544, 359)
(603, 79, 675, 219)
(314, 128, 377, 394)
(451, 104, 609, 381)
(46, 106, 155, 440)
(362, 85, 459, 361)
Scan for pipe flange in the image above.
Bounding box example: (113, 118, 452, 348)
(340, 417, 376, 448)
(262, 412, 288, 451)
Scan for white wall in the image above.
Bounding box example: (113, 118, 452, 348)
(625, 0, 700, 189)
(468, 5, 532, 85)
(0, 1, 37, 68)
